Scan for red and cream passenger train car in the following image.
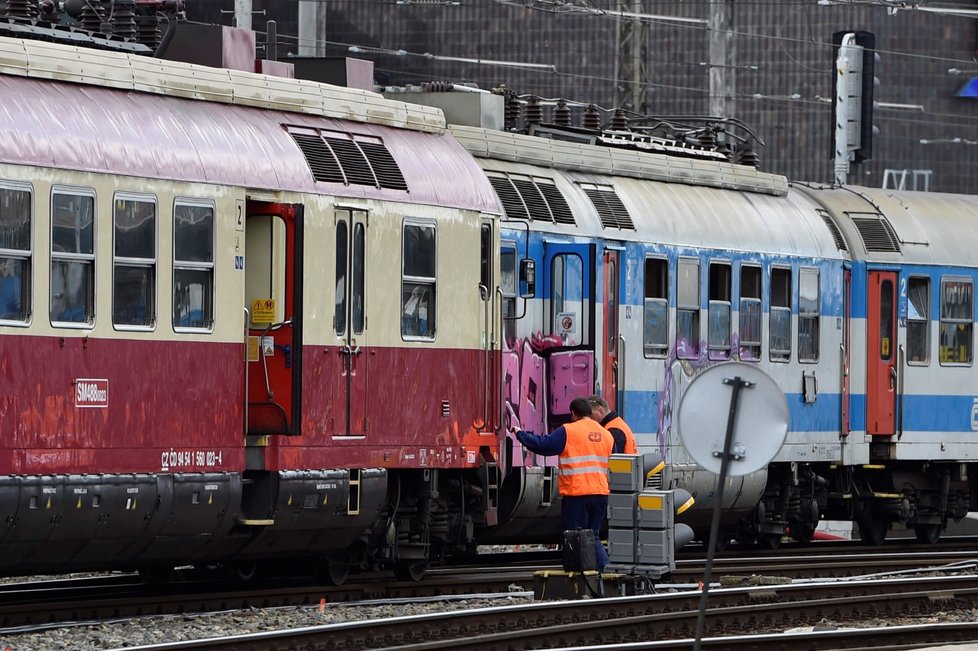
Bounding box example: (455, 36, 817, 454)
(0, 35, 506, 581)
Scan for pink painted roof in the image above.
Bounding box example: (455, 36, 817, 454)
(0, 74, 500, 213)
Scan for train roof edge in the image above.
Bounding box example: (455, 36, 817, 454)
(0, 34, 447, 134)
(449, 124, 790, 197)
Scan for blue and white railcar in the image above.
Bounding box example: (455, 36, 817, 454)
(453, 125, 849, 546)
(798, 184, 978, 544)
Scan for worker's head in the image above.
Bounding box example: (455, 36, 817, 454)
(569, 397, 593, 421)
(587, 394, 610, 420)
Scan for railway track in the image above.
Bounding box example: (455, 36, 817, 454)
(104, 573, 978, 650)
(2, 542, 978, 646)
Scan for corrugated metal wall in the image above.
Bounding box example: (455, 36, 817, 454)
(189, 1, 978, 193)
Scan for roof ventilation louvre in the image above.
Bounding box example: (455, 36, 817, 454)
(288, 128, 408, 191)
(487, 172, 575, 226)
(580, 184, 634, 230)
(818, 210, 848, 252)
(488, 175, 529, 221)
(851, 214, 901, 253)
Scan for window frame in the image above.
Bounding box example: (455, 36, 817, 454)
(906, 275, 930, 366)
(798, 267, 820, 363)
(112, 192, 158, 331)
(707, 260, 732, 359)
(769, 265, 792, 362)
(643, 255, 669, 358)
(0, 181, 33, 327)
(172, 198, 216, 333)
(400, 217, 437, 341)
(739, 263, 762, 361)
(939, 275, 973, 366)
(676, 257, 700, 360)
(50, 185, 96, 328)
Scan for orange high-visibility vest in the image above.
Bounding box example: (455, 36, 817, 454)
(558, 418, 614, 496)
(607, 415, 638, 454)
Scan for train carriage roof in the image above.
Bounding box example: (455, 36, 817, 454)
(0, 36, 498, 213)
(795, 184, 978, 267)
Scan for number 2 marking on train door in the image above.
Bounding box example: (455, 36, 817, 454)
(235, 200, 245, 232)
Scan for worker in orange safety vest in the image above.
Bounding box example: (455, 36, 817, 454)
(587, 394, 638, 454)
(515, 397, 614, 570)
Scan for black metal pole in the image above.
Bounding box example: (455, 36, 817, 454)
(692, 376, 752, 651)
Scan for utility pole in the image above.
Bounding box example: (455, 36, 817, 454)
(708, 0, 735, 119)
(613, 0, 648, 115)
(298, 0, 326, 57)
(234, 0, 252, 30)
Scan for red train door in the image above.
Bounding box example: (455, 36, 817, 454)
(601, 248, 620, 411)
(333, 209, 369, 437)
(867, 270, 897, 436)
(244, 201, 303, 436)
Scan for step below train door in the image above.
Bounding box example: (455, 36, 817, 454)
(332, 208, 369, 438)
(244, 200, 303, 439)
(543, 241, 594, 426)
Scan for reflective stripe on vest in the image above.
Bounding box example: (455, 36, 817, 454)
(608, 415, 638, 454)
(558, 418, 613, 496)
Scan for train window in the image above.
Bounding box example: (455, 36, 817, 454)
(112, 195, 156, 329)
(739, 265, 762, 360)
(50, 190, 94, 326)
(173, 202, 214, 331)
(907, 276, 930, 364)
(501, 245, 517, 317)
(402, 221, 436, 339)
(708, 262, 732, 359)
(550, 253, 584, 346)
(677, 258, 700, 359)
(798, 268, 819, 363)
(643, 257, 668, 358)
(480, 224, 492, 294)
(770, 267, 791, 362)
(0, 184, 31, 325)
(352, 222, 365, 335)
(939, 277, 973, 365)
(334, 220, 348, 335)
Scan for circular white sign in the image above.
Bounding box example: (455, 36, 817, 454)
(677, 362, 789, 476)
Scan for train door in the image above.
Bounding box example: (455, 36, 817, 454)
(867, 270, 897, 436)
(543, 241, 594, 420)
(842, 267, 851, 436)
(244, 200, 303, 436)
(332, 208, 369, 437)
(601, 247, 620, 411)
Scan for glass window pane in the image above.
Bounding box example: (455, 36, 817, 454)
(677, 309, 699, 358)
(799, 269, 819, 315)
(0, 256, 27, 321)
(740, 297, 761, 360)
(52, 193, 94, 256)
(113, 265, 154, 326)
(644, 298, 667, 356)
(880, 280, 894, 361)
(402, 281, 434, 337)
(403, 224, 435, 278)
(708, 302, 731, 352)
(352, 222, 365, 335)
(770, 307, 791, 358)
(174, 204, 214, 263)
(678, 260, 698, 308)
(114, 199, 156, 260)
(0, 187, 30, 252)
(173, 268, 212, 328)
(51, 259, 92, 323)
(942, 280, 973, 320)
(908, 277, 930, 364)
(334, 221, 348, 335)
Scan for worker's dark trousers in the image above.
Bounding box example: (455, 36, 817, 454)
(561, 494, 609, 570)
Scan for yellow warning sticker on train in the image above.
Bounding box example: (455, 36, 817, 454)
(251, 298, 276, 324)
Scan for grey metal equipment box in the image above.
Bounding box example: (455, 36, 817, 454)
(608, 454, 644, 493)
(637, 528, 674, 566)
(637, 489, 675, 529)
(608, 493, 638, 528)
(607, 528, 637, 564)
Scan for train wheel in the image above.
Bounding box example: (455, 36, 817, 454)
(232, 562, 260, 582)
(914, 524, 941, 545)
(857, 516, 888, 546)
(758, 534, 782, 550)
(316, 553, 351, 586)
(392, 560, 428, 582)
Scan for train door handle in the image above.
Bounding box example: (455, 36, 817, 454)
(889, 365, 897, 390)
